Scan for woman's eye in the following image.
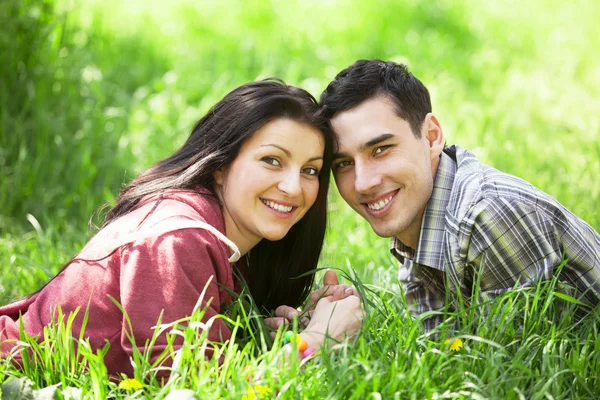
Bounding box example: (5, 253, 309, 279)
(262, 157, 281, 167)
(302, 167, 319, 176)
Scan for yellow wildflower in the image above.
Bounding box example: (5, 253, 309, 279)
(242, 384, 272, 400)
(444, 338, 463, 351)
(118, 378, 143, 391)
(253, 385, 271, 396)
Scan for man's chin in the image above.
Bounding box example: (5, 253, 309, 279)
(369, 223, 397, 238)
(355, 209, 400, 237)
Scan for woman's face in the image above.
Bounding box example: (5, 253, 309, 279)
(214, 118, 325, 254)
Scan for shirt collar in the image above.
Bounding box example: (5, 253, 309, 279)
(390, 151, 456, 270)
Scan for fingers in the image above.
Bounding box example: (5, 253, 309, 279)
(344, 295, 365, 317)
(272, 305, 311, 329)
(333, 294, 362, 310)
(331, 285, 359, 301)
(305, 270, 339, 309)
(264, 317, 290, 331)
(299, 314, 311, 329)
(322, 269, 339, 286)
(325, 295, 363, 322)
(305, 286, 332, 309)
(344, 295, 366, 327)
(275, 305, 299, 321)
(306, 284, 359, 310)
(313, 295, 333, 311)
(306, 294, 364, 343)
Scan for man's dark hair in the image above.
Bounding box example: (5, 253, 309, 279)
(320, 59, 432, 137)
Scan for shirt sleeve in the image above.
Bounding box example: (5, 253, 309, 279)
(463, 197, 566, 300)
(117, 226, 233, 372)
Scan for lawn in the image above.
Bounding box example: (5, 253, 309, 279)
(1, 0, 599, 398)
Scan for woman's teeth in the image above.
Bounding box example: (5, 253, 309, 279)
(262, 200, 293, 213)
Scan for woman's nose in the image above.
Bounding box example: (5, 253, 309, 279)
(277, 170, 302, 197)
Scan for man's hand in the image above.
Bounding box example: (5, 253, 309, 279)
(304, 270, 359, 311)
(264, 270, 359, 334)
(303, 292, 364, 344)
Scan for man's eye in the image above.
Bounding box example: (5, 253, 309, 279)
(302, 167, 319, 176)
(374, 145, 391, 155)
(334, 160, 353, 169)
(262, 157, 281, 167)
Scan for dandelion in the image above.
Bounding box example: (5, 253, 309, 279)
(118, 378, 143, 391)
(444, 338, 463, 351)
(242, 384, 272, 400)
(253, 385, 271, 396)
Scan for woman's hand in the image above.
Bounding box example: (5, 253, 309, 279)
(271, 274, 365, 364)
(302, 293, 364, 346)
(264, 270, 359, 333)
(304, 270, 359, 312)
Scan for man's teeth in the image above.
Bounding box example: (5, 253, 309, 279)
(263, 200, 293, 213)
(367, 195, 392, 210)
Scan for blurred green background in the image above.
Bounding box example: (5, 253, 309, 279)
(1, 0, 599, 303)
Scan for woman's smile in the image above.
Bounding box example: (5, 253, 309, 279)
(260, 198, 297, 215)
(214, 118, 324, 255)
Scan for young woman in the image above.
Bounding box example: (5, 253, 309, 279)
(0, 80, 363, 377)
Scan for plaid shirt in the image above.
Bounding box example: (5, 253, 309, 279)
(391, 145, 600, 331)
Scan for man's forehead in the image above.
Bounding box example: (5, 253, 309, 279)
(329, 96, 413, 156)
(331, 97, 405, 132)
(331, 96, 393, 121)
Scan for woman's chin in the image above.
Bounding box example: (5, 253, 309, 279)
(260, 229, 289, 242)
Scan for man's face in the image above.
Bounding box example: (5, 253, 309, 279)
(330, 96, 442, 247)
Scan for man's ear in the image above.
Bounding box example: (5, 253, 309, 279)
(422, 113, 444, 160)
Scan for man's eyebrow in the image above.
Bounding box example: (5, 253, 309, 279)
(361, 133, 394, 150)
(333, 133, 395, 160)
(261, 144, 323, 162)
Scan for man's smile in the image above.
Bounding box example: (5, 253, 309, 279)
(361, 189, 399, 215)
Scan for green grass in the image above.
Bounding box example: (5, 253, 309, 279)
(1, 0, 599, 398)
(2, 271, 599, 399)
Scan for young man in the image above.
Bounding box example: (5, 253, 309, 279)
(318, 59, 600, 330)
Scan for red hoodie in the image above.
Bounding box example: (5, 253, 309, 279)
(0, 188, 242, 377)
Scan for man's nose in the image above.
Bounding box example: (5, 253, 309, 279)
(354, 162, 381, 194)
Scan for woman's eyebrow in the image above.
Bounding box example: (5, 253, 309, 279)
(261, 144, 323, 162)
(261, 144, 291, 157)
